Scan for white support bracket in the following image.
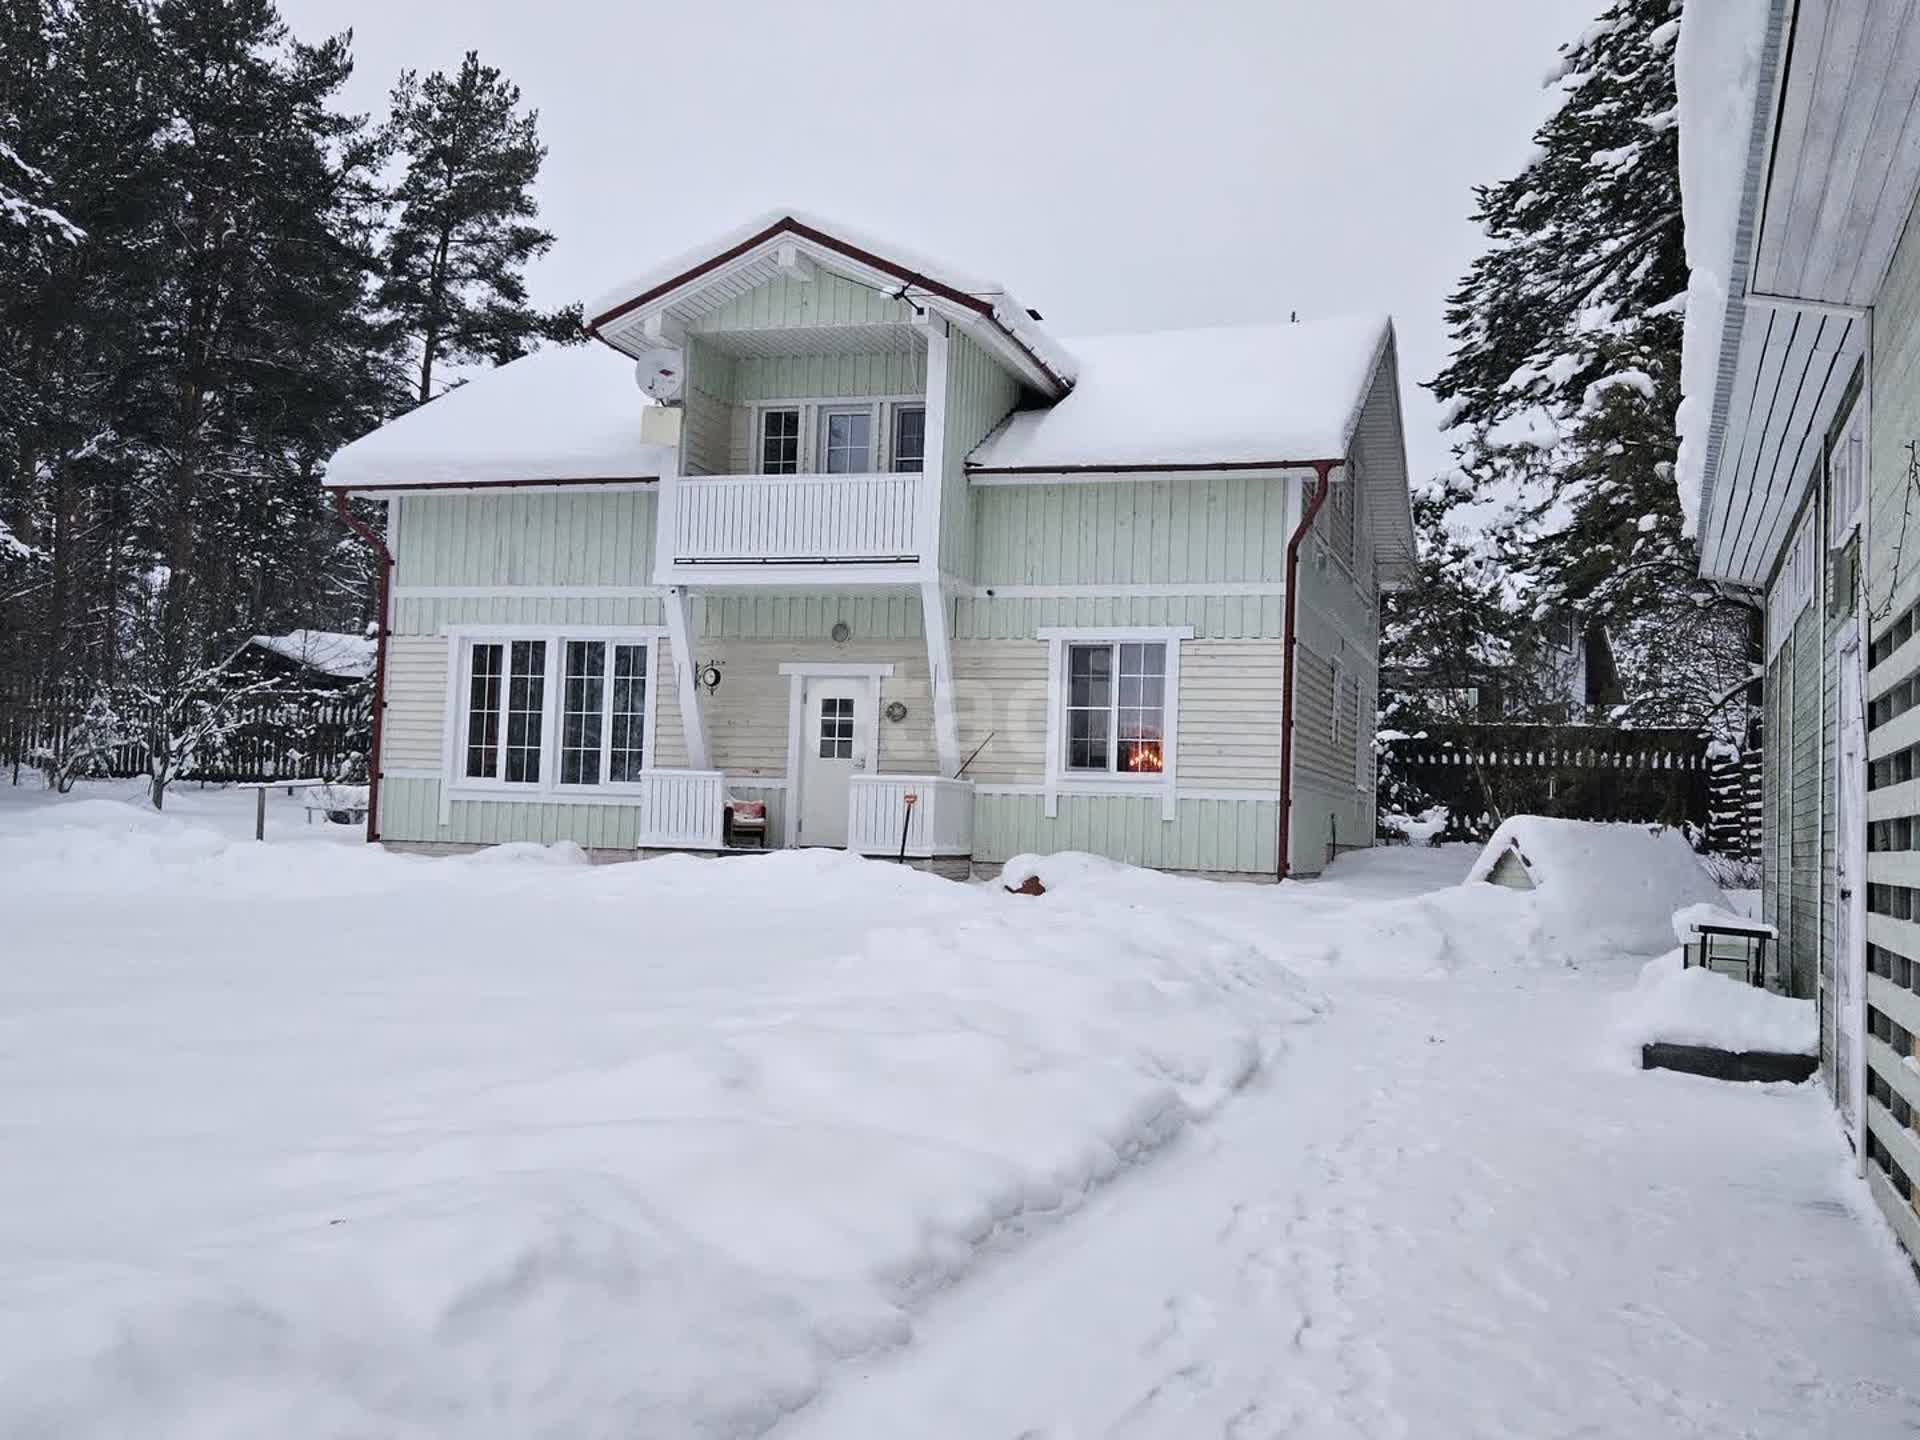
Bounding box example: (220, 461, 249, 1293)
(774, 242, 816, 282)
(662, 586, 711, 770)
(918, 315, 950, 574)
(920, 579, 962, 778)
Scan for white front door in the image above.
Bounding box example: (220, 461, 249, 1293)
(1834, 625, 1867, 1152)
(798, 677, 866, 847)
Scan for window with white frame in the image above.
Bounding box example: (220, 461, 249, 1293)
(1766, 508, 1817, 662)
(1329, 658, 1345, 747)
(1066, 640, 1168, 774)
(761, 408, 800, 474)
(457, 633, 654, 791)
(1830, 397, 1865, 546)
(892, 405, 926, 473)
(821, 407, 874, 473)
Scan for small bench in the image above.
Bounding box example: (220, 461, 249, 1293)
(302, 783, 369, 826)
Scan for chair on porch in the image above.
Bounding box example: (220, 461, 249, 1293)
(724, 796, 767, 850)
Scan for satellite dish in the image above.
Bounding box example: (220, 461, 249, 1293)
(634, 348, 683, 403)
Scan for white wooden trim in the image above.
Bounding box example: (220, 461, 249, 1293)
(776, 661, 896, 678)
(1040, 629, 1187, 821)
(974, 582, 1286, 599)
(662, 587, 710, 770)
(919, 318, 950, 576)
(656, 562, 922, 588)
(442, 625, 668, 640)
(438, 633, 461, 826)
(724, 776, 791, 791)
(400, 585, 667, 601)
(921, 579, 961, 776)
(970, 467, 1320, 487)
(974, 783, 1282, 803)
(1035, 626, 1196, 641)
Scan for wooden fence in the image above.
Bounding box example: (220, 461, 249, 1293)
(1, 686, 370, 785)
(1382, 723, 1713, 835)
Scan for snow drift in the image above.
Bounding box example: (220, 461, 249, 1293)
(1466, 817, 1726, 959)
(1610, 948, 1818, 1065)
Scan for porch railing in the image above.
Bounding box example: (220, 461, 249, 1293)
(847, 775, 974, 858)
(635, 769, 726, 849)
(671, 473, 919, 565)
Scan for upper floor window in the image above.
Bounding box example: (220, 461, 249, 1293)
(893, 406, 926, 473)
(821, 407, 873, 473)
(761, 408, 800, 474)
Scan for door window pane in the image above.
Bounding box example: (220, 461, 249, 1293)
(892, 406, 926, 473)
(609, 644, 648, 782)
(560, 641, 605, 785)
(465, 643, 503, 778)
(823, 410, 872, 473)
(819, 695, 854, 759)
(762, 408, 800, 474)
(503, 640, 546, 783)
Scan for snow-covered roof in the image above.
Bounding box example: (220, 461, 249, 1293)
(321, 345, 673, 490)
(246, 630, 376, 679)
(969, 316, 1391, 471)
(584, 209, 1077, 396)
(1673, 0, 1777, 538)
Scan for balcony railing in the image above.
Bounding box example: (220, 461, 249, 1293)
(846, 775, 975, 858)
(671, 473, 919, 566)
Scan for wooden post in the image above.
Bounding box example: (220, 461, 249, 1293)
(254, 786, 267, 842)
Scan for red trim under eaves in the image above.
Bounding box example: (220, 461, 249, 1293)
(582, 215, 1072, 395)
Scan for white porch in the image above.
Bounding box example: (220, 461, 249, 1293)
(634, 768, 974, 861)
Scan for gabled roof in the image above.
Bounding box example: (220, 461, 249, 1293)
(969, 316, 1416, 587)
(322, 344, 672, 491)
(583, 209, 1077, 397)
(1679, 0, 1920, 584)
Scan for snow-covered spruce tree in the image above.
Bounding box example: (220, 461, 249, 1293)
(378, 52, 579, 408)
(1424, 0, 1755, 735)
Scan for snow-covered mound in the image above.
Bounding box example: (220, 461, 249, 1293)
(1611, 949, 1818, 1063)
(1467, 817, 1725, 958)
(1, 802, 1325, 1438)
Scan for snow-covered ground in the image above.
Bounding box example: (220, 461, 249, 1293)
(2, 784, 1916, 1437)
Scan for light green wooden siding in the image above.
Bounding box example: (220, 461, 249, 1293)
(393, 594, 666, 634)
(393, 490, 657, 593)
(942, 332, 1021, 577)
(973, 793, 1278, 874)
(380, 777, 643, 850)
(694, 591, 922, 641)
(733, 351, 925, 403)
(682, 341, 738, 476)
(692, 271, 915, 336)
(1864, 184, 1920, 1252)
(961, 474, 1296, 639)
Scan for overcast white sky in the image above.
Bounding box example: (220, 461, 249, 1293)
(281, 0, 1599, 481)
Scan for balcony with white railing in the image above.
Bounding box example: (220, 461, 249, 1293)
(668, 473, 921, 571)
(846, 775, 975, 859)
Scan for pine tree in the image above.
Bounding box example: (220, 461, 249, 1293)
(1421, 0, 1754, 731)
(378, 52, 578, 408)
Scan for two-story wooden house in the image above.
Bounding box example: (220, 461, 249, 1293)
(324, 213, 1413, 878)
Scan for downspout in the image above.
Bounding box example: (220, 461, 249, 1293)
(1277, 459, 1340, 881)
(331, 490, 392, 844)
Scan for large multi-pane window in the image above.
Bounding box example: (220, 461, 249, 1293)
(1065, 641, 1166, 774)
(761, 408, 800, 473)
(460, 635, 650, 789)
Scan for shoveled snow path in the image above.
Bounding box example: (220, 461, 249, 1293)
(782, 914, 1920, 1436)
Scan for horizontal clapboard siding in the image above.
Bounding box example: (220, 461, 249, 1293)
(382, 637, 446, 771)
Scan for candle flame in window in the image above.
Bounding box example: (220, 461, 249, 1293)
(1123, 742, 1164, 773)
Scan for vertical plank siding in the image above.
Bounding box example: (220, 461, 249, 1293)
(942, 331, 1021, 576)
(394, 489, 658, 591)
(1862, 186, 1920, 1254)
